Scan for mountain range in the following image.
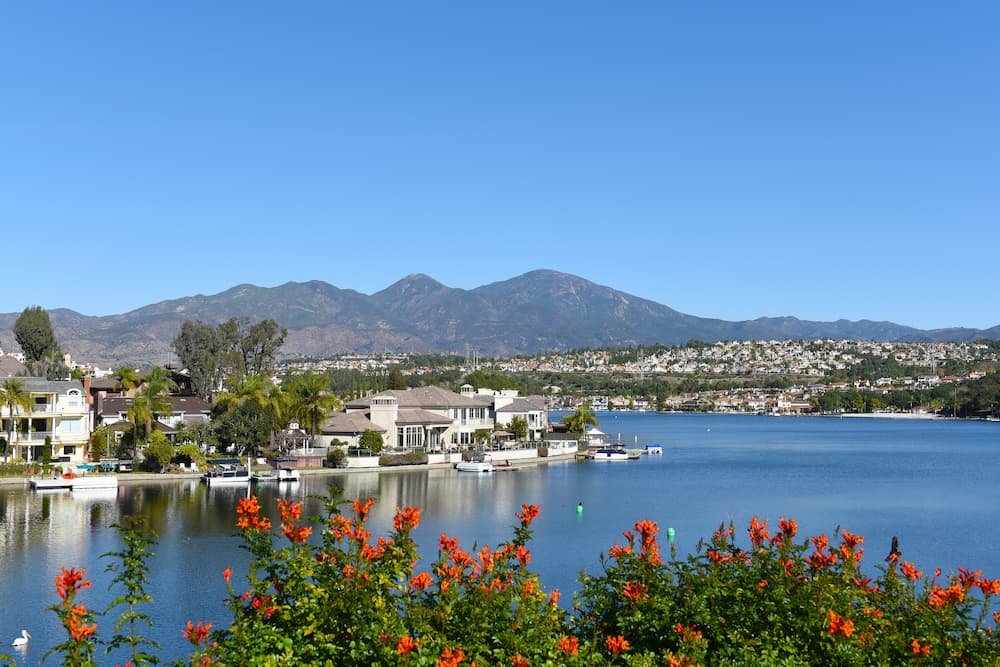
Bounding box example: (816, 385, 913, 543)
(1, 270, 996, 367)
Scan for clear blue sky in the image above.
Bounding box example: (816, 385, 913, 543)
(1, 3, 997, 330)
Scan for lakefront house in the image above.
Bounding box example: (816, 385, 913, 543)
(339, 385, 548, 451)
(0, 377, 92, 464)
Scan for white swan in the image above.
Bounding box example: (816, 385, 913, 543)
(12, 629, 30, 647)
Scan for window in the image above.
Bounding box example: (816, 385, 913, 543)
(59, 419, 83, 435)
(62, 446, 76, 455)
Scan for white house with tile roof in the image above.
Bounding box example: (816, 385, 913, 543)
(343, 386, 503, 450)
(1, 377, 91, 464)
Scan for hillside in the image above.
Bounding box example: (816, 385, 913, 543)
(0, 270, 996, 366)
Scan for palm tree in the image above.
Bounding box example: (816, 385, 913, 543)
(114, 366, 141, 396)
(283, 372, 342, 446)
(214, 373, 284, 454)
(127, 368, 177, 460)
(0, 378, 31, 462)
(562, 402, 599, 438)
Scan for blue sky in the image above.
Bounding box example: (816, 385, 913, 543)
(1, 3, 997, 331)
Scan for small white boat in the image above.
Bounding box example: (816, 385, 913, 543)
(31, 468, 119, 491)
(455, 453, 495, 473)
(645, 443, 663, 455)
(252, 459, 301, 483)
(592, 447, 630, 461)
(201, 459, 250, 485)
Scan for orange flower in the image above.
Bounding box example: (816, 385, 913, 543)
(606, 634, 630, 654)
(436, 646, 466, 666)
(928, 583, 965, 609)
(236, 496, 271, 532)
(609, 543, 632, 559)
(516, 504, 540, 527)
(622, 581, 648, 602)
(394, 506, 422, 532)
(977, 578, 1000, 596)
(277, 498, 302, 522)
(899, 561, 922, 581)
(397, 634, 419, 655)
(911, 639, 930, 655)
(548, 589, 561, 606)
(55, 567, 91, 600)
(674, 624, 702, 641)
(329, 514, 352, 540)
(557, 635, 579, 655)
(514, 545, 531, 566)
(183, 620, 212, 646)
(748, 516, 770, 547)
(827, 610, 854, 638)
(757, 579, 768, 590)
(439, 533, 461, 554)
(635, 519, 662, 564)
(511, 654, 529, 667)
(411, 571, 433, 591)
(223, 567, 232, 583)
(353, 497, 375, 517)
(281, 523, 313, 544)
(957, 567, 982, 589)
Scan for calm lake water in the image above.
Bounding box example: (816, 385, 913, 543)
(2, 412, 998, 663)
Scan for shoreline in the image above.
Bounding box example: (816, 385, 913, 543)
(0, 451, 580, 487)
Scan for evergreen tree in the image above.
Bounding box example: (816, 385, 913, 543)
(14, 305, 60, 363)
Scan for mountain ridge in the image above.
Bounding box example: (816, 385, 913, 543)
(0, 269, 996, 366)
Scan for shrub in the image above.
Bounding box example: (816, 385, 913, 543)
(378, 451, 429, 466)
(41, 499, 1000, 666)
(326, 448, 346, 468)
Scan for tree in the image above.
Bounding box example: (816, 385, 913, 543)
(115, 367, 141, 396)
(473, 428, 492, 445)
(387, 367, 407, 390)
(173, 318, 287, 400)
(213, 400, 274, 456)
(283, 373, 342, 444)
(0, 378, 31, 462)
(562, 402, 599, 437)
(173, 321, 227, 400)
(358, 429, 384, 455)
(127, 368, 177, 459)
(14, 305, 60, 363)
(509, 415, 529, 441)
(234, 319, 287, 377)
(143, 431, 175, 471)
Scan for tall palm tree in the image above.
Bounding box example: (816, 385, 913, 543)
(0, 378, 31, 462)
(562, 402, 599, 438)
(283, 372, 342, 446)
(127, 368, 177, 460)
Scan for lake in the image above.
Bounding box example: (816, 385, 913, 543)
(2, 412, 998, 663)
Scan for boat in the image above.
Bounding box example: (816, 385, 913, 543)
(645, 443, 663, 455)
(30, 468, 119, 491)
(252, 458, 301, 483)
(201, 458, 250, 485)
(455, 452, 495, 473)
(592, 447, 630, 461)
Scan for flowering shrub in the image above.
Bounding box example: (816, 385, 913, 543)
(42, 496, 1000, 666)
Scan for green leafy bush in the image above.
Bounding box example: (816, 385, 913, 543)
(40, 497, 1000, 666)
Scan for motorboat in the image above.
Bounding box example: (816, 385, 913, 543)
(201, 459, 250, 485)
(455, 453, 495, 473)
(31, 467, 119, 491)
(252, 458, 301, 483)
(645, 443, 664, 455)
(592, 447, 630, 461)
